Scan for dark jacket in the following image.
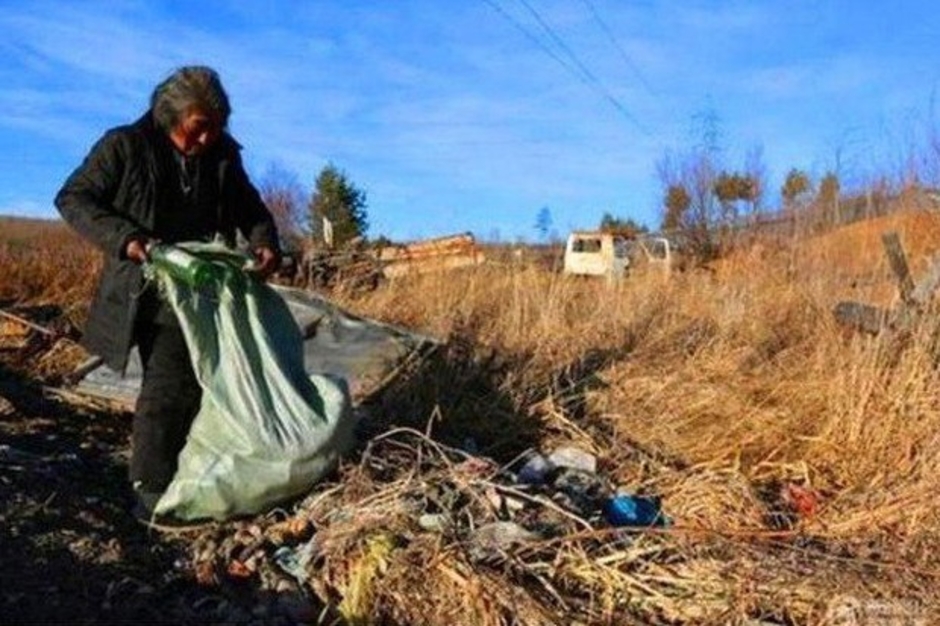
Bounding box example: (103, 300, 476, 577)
(55, 112, 279, 373)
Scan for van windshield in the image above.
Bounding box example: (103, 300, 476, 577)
(572, 238, 602, 253)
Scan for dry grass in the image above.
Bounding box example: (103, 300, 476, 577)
(4, 209, 940, 623)
(334, 206, 940, 623)
(0, 217, 99, 322)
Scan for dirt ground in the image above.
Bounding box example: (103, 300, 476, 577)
(0, 340, 324, 625)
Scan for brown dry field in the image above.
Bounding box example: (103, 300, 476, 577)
(1, 208, 940, 624)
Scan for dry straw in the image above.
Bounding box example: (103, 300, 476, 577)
(5, 207, 940, 623)
(339, 208, 940, 623)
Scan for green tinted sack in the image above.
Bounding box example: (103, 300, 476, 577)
(146, 243, 355, 520)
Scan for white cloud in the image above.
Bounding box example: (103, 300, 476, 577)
(1, 1, 939, 239)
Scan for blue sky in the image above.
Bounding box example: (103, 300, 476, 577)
(1, 1, 938, 242)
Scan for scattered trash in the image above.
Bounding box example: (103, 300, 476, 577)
(602, 494, 670, 528)
(517, 452, 553, 485)
(418, 513, 450, 533)
(517, 445, 599, 486)
(780, 482, 820, 519)
(397, 440, 678, 548)
(467, 521, 542, 562)
(551, 467, 609, 517)
(547, 446, 597, 474)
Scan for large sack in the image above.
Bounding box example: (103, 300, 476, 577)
(147, 243, 355, 521)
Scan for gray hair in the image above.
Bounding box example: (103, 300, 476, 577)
(150, 66, 231, 132)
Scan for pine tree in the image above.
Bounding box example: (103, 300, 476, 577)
(308, 163, 368, 248)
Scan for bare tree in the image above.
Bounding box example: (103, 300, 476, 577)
(743, 144, 767, 217)
(258, 163, 308, 253)
(781, 169, 812, 209)
(817, 172, 841, 227)
(656, 147, 719, 261)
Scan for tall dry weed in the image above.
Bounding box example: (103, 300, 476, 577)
(345, 212, 940, 620)
(0, 218, 99, 321)
(5, 211, 940, 622)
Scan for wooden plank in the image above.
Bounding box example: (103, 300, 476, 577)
(833, 231, 940, 336)
(881, 231, 915, 305)
(833, 301, 891, 334)
(0, 308, 55, 336)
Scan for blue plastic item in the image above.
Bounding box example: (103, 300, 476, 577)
(603, 495, 670, 527)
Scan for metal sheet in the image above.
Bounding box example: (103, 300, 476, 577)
(73, 285, 439, 409)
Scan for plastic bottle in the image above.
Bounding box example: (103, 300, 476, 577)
(147, 244, 222, 287)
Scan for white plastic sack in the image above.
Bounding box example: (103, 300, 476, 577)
(148, 243, 355, 520)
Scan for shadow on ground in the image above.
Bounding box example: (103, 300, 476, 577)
(0, 362, 315, 625)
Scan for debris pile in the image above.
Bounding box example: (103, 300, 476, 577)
(3, 328, 937, 623)
(377, 232, 485, 278)
(834, 230, 940, 336)
(298, 241, 385, 294)
(0, 305, 63, 353)
(0, 304, 87, 387)
(4, 232, 939, 623)
(164, 428, 678, 625)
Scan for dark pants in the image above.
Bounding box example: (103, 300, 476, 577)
(129, 317, 201, 493)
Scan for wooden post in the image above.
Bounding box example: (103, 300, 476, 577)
(881, 231, 915, 305)
(835, 231, 940, 335)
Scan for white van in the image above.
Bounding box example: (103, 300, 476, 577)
(563, 231, 630, 278)
(563, 231, 675, 278)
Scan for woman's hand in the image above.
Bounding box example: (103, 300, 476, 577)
(125, 238, 151, 264)
(251, 246, 280, 279)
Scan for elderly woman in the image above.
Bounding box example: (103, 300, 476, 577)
(55, 66, 280, 519)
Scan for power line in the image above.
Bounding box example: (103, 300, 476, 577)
(480, 0, 584, 81)
(517, 0, 600, 87)
(580, 0, 656, 98)
(482, 0, 647, 134)
(514, 0, 647, 133)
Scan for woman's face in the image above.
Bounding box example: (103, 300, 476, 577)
(169, 109, 221, 156)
